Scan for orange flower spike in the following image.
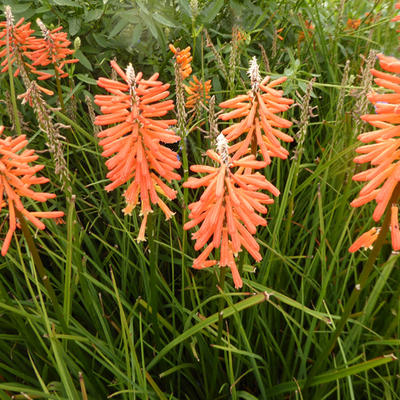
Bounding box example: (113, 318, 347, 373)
(392, 2, 400, 22)
(95, 61, 181, 241)
(219, 57, 293, 164)
(0, 7, 37, 75)
(276, 27, 284, 41)
(349, 227, 379, 253)
(184, 75, 212, 109)
(297, 19, 314, 44)
(169, 44, 192, 79)
(346, 18, 361, 30)
(0, 126, 64, 256)
(373, 53, 400, 74)
(184, 134, 279, 289)
(0, 8, 55, 97)
(350, 53, 400, 252)
(24, 19, 78, 80)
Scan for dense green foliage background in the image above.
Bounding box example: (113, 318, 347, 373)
(0, 0, 399, 399)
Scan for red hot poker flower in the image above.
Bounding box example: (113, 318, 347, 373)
(0, 126, 64, 256)
(219, 57, 293, 164)
(169, 44, 192, 79)
(184, 75, 212, 109)
(94, 61, 181, 241)
(392, 2, 400, 22)
(348, 227, 379, 253)
(183, 134, 279, 289)
(350, 53, 400, 252)
(275, 28, 284, 41)
(0, 7, 37, 75)
(346, 18, 361, 30)
(25, 19, 79, 80)
(347, 13, 377, 30)
(298, 19, 314, 44)
(0, 7, 54, 96)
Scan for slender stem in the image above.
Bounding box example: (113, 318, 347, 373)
(251, 109, 259, 156)
(6, 22, 22, 136)
(63, 194, 76, 328)
(251, 131, 257, 156)
(174, 60, 188, 308)
(217, 267, 227, 343)
(79, 372, 88, 400)
(181, 137, 189, 308)
(17, 209, 68, 332)
(304, 183, 400, 391)
(54, 67, 66, 113)
(147, 211, 160, 346)
(191, 15, 196, 59)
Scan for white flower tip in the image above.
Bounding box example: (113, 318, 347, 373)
(36, 18, 47, 35)
(5, 6, 14, 26)
(216, 133, 229, 164)
(216, 133, 228, 151)
(247, 56, 261, 91)
(190, 0, 198, 15)
(126, 63, 136, 86)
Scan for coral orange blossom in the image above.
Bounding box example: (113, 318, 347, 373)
(0, 7, 53, 96)
(346, 18, 361, 30)
(25, 19, 79, 81)
(183, 134, 279, 289)
(297, 19, 314, 44)
(169, 44, 192, 79)
(392, 2, 400, 23)
(219, 57, 293, 164)
(94, 61, 181, 241)
(0, 126, 64, 256)
(0, 7, 36, 75)
(184, 75, 212, 109)
(350, 53, 400, 252)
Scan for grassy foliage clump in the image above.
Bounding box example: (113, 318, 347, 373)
(0, 0, 399, 399)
